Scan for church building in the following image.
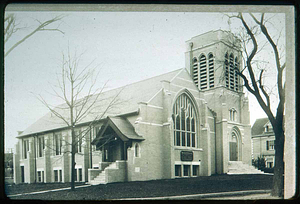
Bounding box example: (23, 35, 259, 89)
(13, 30, 253, 185)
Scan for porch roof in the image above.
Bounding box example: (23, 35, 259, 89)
(91, 116, 144, 145)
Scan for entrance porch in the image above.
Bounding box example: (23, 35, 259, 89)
(89, 116, 144, 184)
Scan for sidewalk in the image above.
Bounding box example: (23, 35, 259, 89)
(115, 190, 280, 200)
(7, 184, 91, 198)
(207, 193, 280, 200)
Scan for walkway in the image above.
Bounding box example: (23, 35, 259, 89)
(7, 184, 91, 197)
(114, 190, 277, 200)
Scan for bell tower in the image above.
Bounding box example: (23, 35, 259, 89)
(185, 30, 252, 174)
(185, 30, 243, 92)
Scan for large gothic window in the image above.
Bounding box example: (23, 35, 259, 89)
(173, 93, 197, 147)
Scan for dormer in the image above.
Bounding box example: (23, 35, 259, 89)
(264, 121, 273, 133)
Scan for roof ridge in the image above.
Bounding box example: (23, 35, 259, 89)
(18, 68, 185, 137)
(51, 68, 184, 109)
(101, 68, 183, 93)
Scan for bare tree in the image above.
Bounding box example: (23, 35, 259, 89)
(225, 13, 285, 197)
(38, 49, 123, 190)
(4, 14, 64, 57)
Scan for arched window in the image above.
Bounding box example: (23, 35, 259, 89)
(229, 108, 237, 121)
(192, 57, 199, 87)
(208, 53, 214, 88)
(135, 143, 140, 157)
(173, 93, 197, 147)
(231, 132, 237, 142)
(199, 54, 207, 90)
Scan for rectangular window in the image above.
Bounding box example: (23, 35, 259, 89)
(74, 169, 77, 182)
(181, 132, 186, 146)
(175, 165, 181, 177)
(59, 169, 62, 182)
(267, 162, 273, 168)
(37, 171, 44, 182)
(78, 168, 82, 181)
(38, 136, 45, 157)
(42, 171, 44, 182)
(266, 140, 275, 150)
(74, 131, 82, 153)
(187, 133, 191, 147)
(176, 131, 180, 146)
(192, 165, 199, 176)
(54, 134, 62, 155)
(183, 165, 190, 177)
(191, 133, 195, 147)
(23, 140, 29, 159)
(54, 170, 58, 182)
(37, 171, 42, 182)
(78, 133, 82, 153)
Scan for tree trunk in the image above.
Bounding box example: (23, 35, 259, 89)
(71, 128, 75, 191)
(271, 126, 285, 197)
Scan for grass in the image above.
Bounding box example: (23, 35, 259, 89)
(5, 174, 273, 200)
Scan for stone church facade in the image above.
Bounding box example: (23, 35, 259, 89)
(13, 30, 252, 184)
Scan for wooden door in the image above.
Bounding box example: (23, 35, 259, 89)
(229, 142, 237, 161)
(21, 166, 25, 183)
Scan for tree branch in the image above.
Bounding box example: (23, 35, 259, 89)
(258, 69, 271, 108)
(5, 15, 64, 57)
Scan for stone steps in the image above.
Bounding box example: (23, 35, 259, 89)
(89, 162, 118, 185)
(227, 161, 265, 175)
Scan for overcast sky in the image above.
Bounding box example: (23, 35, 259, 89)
(4, 4, 287, 151)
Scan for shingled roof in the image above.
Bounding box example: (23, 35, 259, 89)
(251, 118, 270, 136)
(17, 68, 183, 138)
(91, 116, 144, 146)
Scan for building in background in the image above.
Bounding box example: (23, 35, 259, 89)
(251, 118, 275, 168)
(5, 149, 14, 184)
(13, 30, 254, 184)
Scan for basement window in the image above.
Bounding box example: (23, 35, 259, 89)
(175, 165, 181, 177)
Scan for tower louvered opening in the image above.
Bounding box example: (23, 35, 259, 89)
(225, 53, 229, 88)
(199, 55, 207, 90)
(229, 54, 234, 90)
(208, 54, 214, 88)
(192, 58, 199, 87)
(225, 53, 239, 92)
(234, 57, 239, 91)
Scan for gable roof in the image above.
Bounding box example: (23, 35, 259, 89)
(108, 116, 143, 140)
(91, 116, 144, 146)
(251, 118, 271, 136)
(17, 68, 183, 137)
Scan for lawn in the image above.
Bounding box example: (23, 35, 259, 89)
(5, 174, 273, 200)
